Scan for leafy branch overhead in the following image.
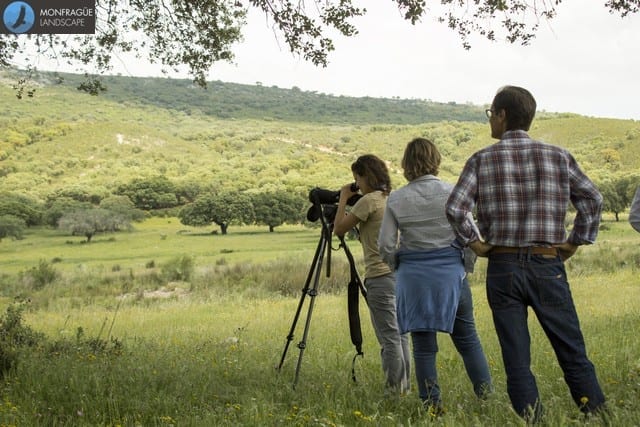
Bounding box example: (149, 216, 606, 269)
(2, 0, 639, 90)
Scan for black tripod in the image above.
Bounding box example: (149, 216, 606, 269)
(277, 204, 367, 389)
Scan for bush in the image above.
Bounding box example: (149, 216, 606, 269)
(0, 304, 46, 378)
(161, 255, 195, 282)
(0, 214, 26, 240)
(21, 260, 60, 290)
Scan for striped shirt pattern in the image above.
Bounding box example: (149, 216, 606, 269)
(446, 130, 603, 247)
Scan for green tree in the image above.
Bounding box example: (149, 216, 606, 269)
(115, 176, 179, 211)
(599, 181, 625, 221)
(252, 191, 305, 232)
(100, 195, 146, 222)
(179, 191, 254, 235)
(4, 1, 637, 90)
(58, 208, 132, 242)
(0, 215, 26, 241)
(597, 174, 640, 221)
(175, 180, 204, 205)
(43, 197, 94, 228)
(0, 192, 43, 226)
(47, 186, 105, 205)
(615, 174, 640, 207)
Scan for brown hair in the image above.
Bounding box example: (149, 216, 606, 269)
(492, 85, 537, 131)
(401, 138, 441, 181)
(351, 154, 392, 195)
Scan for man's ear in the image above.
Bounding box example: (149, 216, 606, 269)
(496, 109, 508, 129)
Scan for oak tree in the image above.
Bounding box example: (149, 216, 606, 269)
(179, 191, 254, 235)
(58, 208, 132, 242)
(252, 191, 304, 232)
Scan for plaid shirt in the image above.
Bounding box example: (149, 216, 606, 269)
(446, 130, 603, 247)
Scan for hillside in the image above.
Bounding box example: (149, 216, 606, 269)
(5, 68, 487, 125)
(1, 68, 639, 203)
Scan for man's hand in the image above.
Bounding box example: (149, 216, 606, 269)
(554, 242, 578, 261)
(469, 240, 493, 257)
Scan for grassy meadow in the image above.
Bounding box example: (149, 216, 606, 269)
(1, 216, 639, 426)
(2, 69, 639, 426)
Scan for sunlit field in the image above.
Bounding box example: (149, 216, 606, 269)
(1, 218, 639, 426)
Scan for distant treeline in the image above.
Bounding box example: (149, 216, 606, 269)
(11, 69, 487, 124)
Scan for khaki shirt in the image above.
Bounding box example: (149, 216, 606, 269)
(349, 191, 392, 279)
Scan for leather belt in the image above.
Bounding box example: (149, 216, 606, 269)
(490, 246, 558, 256)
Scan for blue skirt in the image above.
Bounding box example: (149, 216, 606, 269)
(395, 246, 465, 334)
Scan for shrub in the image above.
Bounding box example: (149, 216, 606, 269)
(0, 304, 46, 378)
(0, 214, 26, 241)
(161, 255, 195, 282)
(21, 260, 59, 290)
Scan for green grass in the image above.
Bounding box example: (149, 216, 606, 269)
(1, 218, 639, 425)
(0, 219, 321, 275)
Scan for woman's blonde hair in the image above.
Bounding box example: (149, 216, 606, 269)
(401, 138, 441, 181)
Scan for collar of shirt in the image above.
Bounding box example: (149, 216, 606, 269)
(499, 129, 530, 144)
(410, 174, 440, 185)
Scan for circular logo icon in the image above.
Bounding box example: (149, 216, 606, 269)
(3, 1, 35, 34)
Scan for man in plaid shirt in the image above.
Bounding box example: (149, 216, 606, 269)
(445, 86, 606, 422)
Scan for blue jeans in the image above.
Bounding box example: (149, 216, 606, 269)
(486, 251, 605, 420)
(411, 278, 492, 404)
(365, 274, 411, 394)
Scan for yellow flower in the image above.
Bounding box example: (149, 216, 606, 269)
(353, 410, 372, 421)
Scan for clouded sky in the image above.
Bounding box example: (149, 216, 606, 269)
(23, 1, 640, 120)
(201, 1, 640, 121)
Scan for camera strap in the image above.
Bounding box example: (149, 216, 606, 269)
(342, 238, 368, 383)
(348, 274, 365, 382)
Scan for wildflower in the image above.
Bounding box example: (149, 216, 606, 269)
(579, 396, 590, 411)
(158, 415, 175, 424)
(353, 410, 373, 422)
(426, 404, 446, 418)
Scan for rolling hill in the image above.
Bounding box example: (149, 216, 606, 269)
(1, 68, 639, 202)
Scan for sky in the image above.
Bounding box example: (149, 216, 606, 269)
(20, 1, 640, 120)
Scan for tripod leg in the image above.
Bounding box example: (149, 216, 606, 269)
(277, 226, 328, 373)
(292, 228, 329, 389)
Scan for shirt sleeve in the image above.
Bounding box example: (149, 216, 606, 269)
(566, 152, 603, 244)
(445, 156, 482, 245)
(378, 201, 399, 269)
(349, 194, 371, 222)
